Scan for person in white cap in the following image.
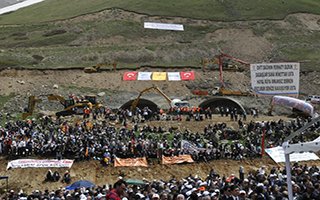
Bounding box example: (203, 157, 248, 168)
(152, 193, 160, 200)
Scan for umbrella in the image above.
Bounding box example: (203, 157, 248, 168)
(125, 179, 145, 185)
(65, 180, 95, 190)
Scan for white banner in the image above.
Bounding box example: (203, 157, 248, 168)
(137, 72, 152, 80)
(265, 146, 319, 163)
(144, 22, 184, 31)
(0, 0, 45, 15)
(250, 63, 300, 95)
(7, 159, 74, 170)
(181, 140, 206, 154)
(167, 72, 181, 81)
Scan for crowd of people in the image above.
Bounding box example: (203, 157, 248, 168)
(0, 105, 319, 199)
(3, 163, 320, 200)
(0, 106, 319, 166)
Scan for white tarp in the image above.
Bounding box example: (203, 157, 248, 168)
(137, 72, 152, 81)
(250, 63, 300, 95)
(167, 72, 181, 81)
(0, 0, 45, 15)
(7, 159, 74, 170)
(272, 95, 314, 117)
(144, 22, 184, 31)
(265, 146, 319, 163)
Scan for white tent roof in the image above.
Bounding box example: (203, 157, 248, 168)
(283, 140, 320, 154)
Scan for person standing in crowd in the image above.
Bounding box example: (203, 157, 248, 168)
(106, 179, 127, 200)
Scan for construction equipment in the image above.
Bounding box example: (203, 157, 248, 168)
(131, 86, 190, 111)
(210, 52, 253, 96)
(22, 94, 103, 119)
(211, 86, 254, 96)
(48, 94, 103, 117)
(216, 52, 250, 87)
(22, 96, 42, 119)
(84, 61, 117, 73)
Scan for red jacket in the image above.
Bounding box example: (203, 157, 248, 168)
(106, 189, 121, 200)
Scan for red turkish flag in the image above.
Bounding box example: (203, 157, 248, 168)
(180, 71, 195, 80)
(123, 71, 138, 81)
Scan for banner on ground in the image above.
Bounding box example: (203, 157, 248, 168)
(162, 155, 194, 165)
(152, 72, 167, 81)
(114, 157, 148, 167)
(167, 72, 181, 81)
(180, 71, 195, 81)
(250, 63, 300, 96)
(144, 22, 184, 31)
(181, 140, 206, 154)
(137, 72, 152, 81)
(123, 71, 138, 81)
(265, 146, 319, 163)
(7, 159, 74, 170)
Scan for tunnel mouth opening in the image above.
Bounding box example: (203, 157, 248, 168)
(199, 97, 245, 114)
(120, 98, 159, 112)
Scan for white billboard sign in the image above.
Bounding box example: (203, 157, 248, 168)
(250, 63, 300, 95)
(144, 22, 184, 31)
(265, 146, 319, 163)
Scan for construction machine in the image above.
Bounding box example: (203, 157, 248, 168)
(22, 94, 103, 119)
(131, 86, 190, 111)
(211, 52, 253, 96)
(84, 61, 117, 73)
(22, 96, 42, 119)
(211, 86, 254, 96)
(48, 94, 103, 117)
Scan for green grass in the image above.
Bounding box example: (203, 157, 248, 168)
(0, 1, 319, 71)
(1, 0, 320, 24)
(0, 94, 13, 109)
(0, 94, 15, 125)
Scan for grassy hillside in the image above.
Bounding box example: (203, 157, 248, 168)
(1, 0, 320, 24)
(0, 1, 319, 71)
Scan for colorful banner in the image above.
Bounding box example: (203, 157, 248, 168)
(180, 71, 195, 81)
(137, 72, 152, 81)
(114, 157, 148, 167)
(123, 71, 138, 81)
(168, 72, 181, 81)
(162, 155, 194, 165)
(7, 159, 74, 170)
(152, 72, 167, 81)
(124, 71, 195, 81)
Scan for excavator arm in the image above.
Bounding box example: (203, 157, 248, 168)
(47, 94, 67, 107)
(218, 52, 249, 87)
(131, 86, 172, 111)
(22, 96, 42, 119)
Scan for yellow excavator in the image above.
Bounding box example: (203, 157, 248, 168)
(131, 86, 190, 111)
(83, 61, 117, 73)
(48, 94, 103, 117)
(22, 94, 103, 119)
(22, 96, 42, 119)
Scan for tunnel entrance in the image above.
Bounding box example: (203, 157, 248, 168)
(199, 97, 246, 114)
(120, 98, 159, 112)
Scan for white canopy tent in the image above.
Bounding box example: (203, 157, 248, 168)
(282, 116, 320, 200)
